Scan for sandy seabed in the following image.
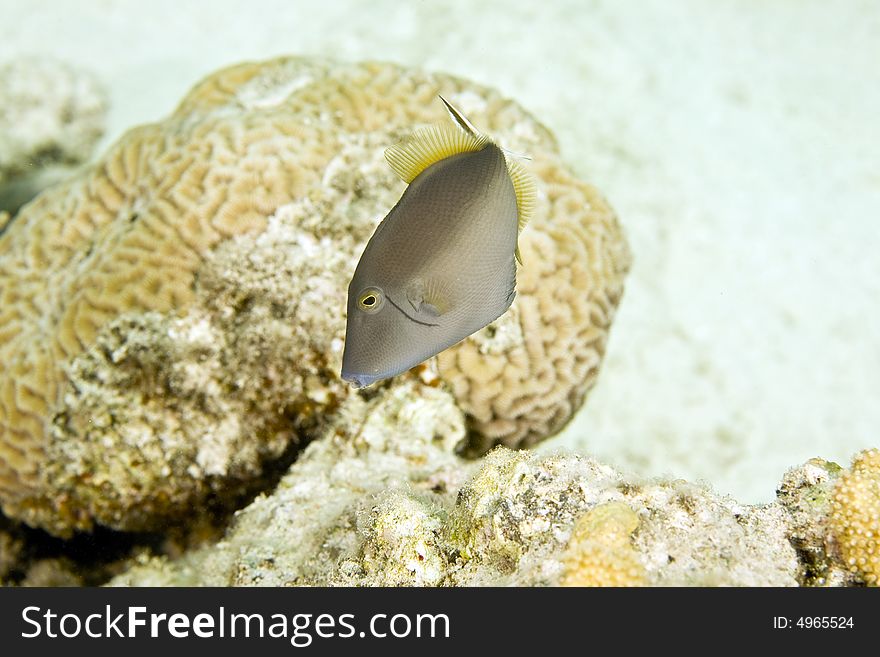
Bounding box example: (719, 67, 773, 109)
(1, 0, 877, 503)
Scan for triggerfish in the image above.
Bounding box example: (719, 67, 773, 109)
(341, 96, 535, 387)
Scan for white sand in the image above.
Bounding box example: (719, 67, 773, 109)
(1, 0, 877, 502)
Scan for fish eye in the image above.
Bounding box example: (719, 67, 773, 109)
(357, 287, 385, 314)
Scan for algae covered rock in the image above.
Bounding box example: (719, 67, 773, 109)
(112, 380, 807, 587)
(775, 457, 854, 586)
(0, 56, 629, 536)
(113, 380, 471, 586)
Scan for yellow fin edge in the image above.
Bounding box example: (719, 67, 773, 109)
(385, 96, 536, 266)
(506, 157, 536, 265)
(385, 123, 489, 184)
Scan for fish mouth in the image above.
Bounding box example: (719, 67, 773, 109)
(340, 368, 381, 388)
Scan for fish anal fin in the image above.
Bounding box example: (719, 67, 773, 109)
(385, 123, 489, 184)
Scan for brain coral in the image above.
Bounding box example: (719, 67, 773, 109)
(829, 449, 880, 585)
(0, 57, 628, 536)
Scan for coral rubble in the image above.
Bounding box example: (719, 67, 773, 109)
(112, 381, 817, 587)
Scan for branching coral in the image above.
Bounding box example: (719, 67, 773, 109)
(829, 449, 880, 585)
(0, 56, 628, 535)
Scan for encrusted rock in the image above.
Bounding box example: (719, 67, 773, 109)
(111, 385, 807, 587)
(775, 457, 854, 586)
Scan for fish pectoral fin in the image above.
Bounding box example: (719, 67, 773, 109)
(406, 284, 424, 313)
(406, 280, 449, 317)
(421, 302, 442, 317)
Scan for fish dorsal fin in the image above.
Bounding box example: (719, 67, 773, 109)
(505, 157, 537, 265)
(386, 95, 537, 265)
(439, 95, 481, 137)
(385, 122, 489, 184)
(440, 96, 537, 265)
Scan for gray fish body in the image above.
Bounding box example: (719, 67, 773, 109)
(342, 143, 518, 387)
